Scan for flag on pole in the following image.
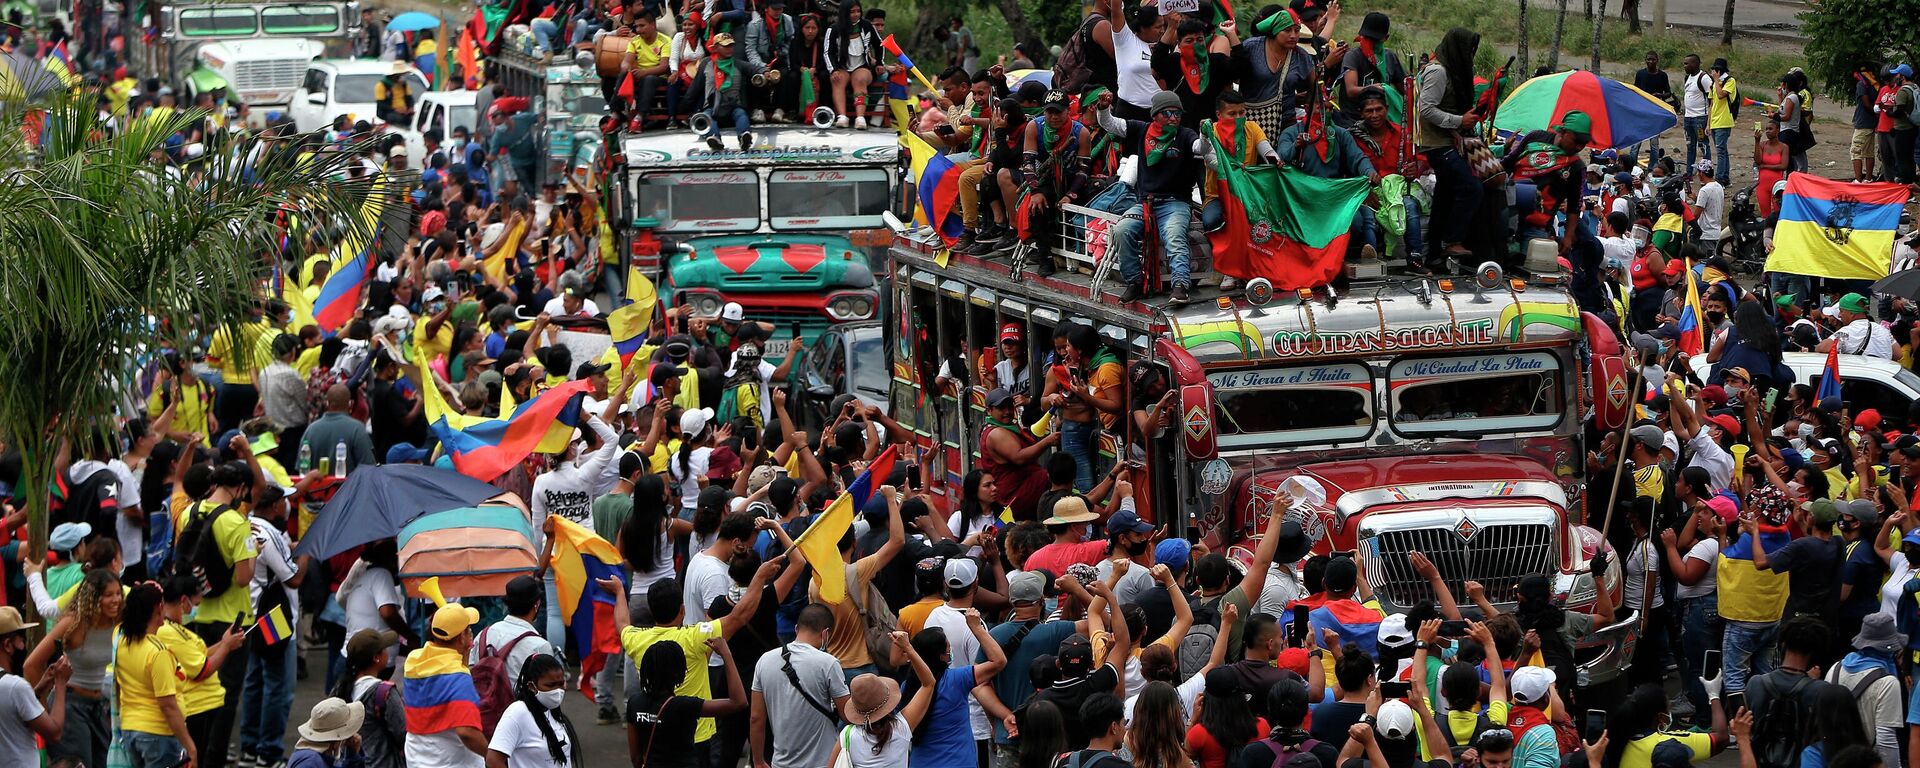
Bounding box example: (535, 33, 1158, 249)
(880, 35, 937, 95)
(1205, 142, 1371, 289)
(1675, 261, 1707, 356)
(903, 132, 963, 241)
(419, 347, 598, 479)
(313, 184, 389, 333)
(1817, 343, 1843, 403)
(254, 605, 293, 645)
(793, 446, 898, 603)
(608, 266, 658, 370)
(547, 516, 627, 698)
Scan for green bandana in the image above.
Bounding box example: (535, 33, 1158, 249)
(1144, 119, 1177, 165)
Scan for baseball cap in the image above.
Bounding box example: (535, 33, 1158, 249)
(944, 558, 979, 589)
(1375, 700, 1416, 740)
(421, 285, 446, 303)
(1902, 528, 1920, 548)
(1857, 408, 1884, 431)
(575, 361, 612, 380)
(1057, 634, 1095, 673)
(1721, 366, 1750, 383)
(1510, 666, 1556, 705)
(1843, 498, 1882, 527)
(1376, 614, 1413, 649)
(999, 322, 1024, 343)
(1705, 495, 1740, 526)
(1155, 539, 1192, 572)
(985, 388, 1016, 409)
(1705, 413, 1742, 436)
(1008, 571, 1048, 604)
(1629, 424, 1664, 450)
(1801, 499, 1840, 527)
(1699, 385, 1729, 406)
(388, 145, 407, 159)
(49, 522, 91, 552)
(1839, 292, 1871, 313)
(385, 442, 430, 464)
(720, 302, 745, 322)
(1107, 508, 1155, 535)
(1042, 89, 1071, 112)
(680, 407, 714, 436)
(1893, 63, 1916, 78)
(1323, 556, 1358, 593)
(429, 601, 481, 641)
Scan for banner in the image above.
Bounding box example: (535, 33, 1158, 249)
(1766, 174, 1907, 281)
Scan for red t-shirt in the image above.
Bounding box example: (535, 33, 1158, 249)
(1024, 540, 1110, 577)
(1187, 719, 1269, 768)
(1878, 85, 1899, 132)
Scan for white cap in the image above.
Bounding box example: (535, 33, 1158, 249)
(1510, 666, 1557, 705)
(944, 558, 979, 589)
(388, 145, 408, 158)
(421, 285, 445, 303)
(1376, 614, 1413, 648)
(679, 407, 714, 437)
(480, 222, 506, 251)
(1662, 431, 1680, 457)
(720, 302, 745, 322)
(1375, 700, 1416, 740)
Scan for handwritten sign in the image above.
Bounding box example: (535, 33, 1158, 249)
(1160, 0, 1200, 14)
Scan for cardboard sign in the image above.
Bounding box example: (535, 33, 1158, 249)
(1160, 0, 1200, 14)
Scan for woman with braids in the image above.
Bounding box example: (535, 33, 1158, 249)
(25, 567, 123, 768)
(829, 631, 938, 768)
(628, 637, 745, 768)
(488, 653, 583, 768)
(1128, 682, 1191, 768)
(113, 581, 197, 768)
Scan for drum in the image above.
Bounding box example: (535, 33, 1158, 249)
(595, 33, 632, 78)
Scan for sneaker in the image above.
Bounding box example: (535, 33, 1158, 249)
(991, 229, 1019, 252)
(1170, 281, 1192, 304)
(854, 116, 869, 130)
(964, 233, 1001, 255)
(833, 115, 850, 129)
(752, 109, 767, 123)
(705, 136, 723, 151)
(597, 704, 620, 725)
(1218, 276, 1239, 292)
(772, 109, 787, 123)
(1029, 259, 1056, 276)
(238, 754, 260, 768)
(628, 117, 645, 133)
(1118, 283, 1145, 303)
(738, 131, 754, 150)
(953, 230, 977, 253)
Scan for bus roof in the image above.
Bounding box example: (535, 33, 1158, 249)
(892, 233, 1582, 367)
(622, 127, 899, 166)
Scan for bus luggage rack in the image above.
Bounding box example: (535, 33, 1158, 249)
(1363, 523, 1556, 611)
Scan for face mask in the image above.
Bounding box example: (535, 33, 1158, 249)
(1726, 384, 1746, 399)
(1124, 537, 1150, 556)
(1706, 311, 1726, 325)
(535, 688, 567, 710)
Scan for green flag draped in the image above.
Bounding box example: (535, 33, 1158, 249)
(1207, 130, 1374, 290)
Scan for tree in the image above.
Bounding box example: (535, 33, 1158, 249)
(0, 97, 371, 562)
(1549, 0, 1569, 70)
(1621, 0, 1640, 35)
(1519, 0, 1531, 74)
(1801, 0, 1920, 99)
(1720, 0, 1735, 46)
(1591, 0, 1607, 70)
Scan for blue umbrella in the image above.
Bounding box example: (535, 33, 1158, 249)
(292, 464, 507, 559)
(386, 11, 442, 33)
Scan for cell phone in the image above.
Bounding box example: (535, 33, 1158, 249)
(1439, 619, 1470, 638)
(1184, 525, 1202, 544)
(1379, 680, 1412, 700)
(935, 124, 956, 136)
(1701, 648, 1720, 676)
(1289, 605, 1310, 647)
(1584, 709, 1608, 742)
(790, 320, 802, 340)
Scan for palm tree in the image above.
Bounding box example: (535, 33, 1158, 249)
(0, 95, 373, 562)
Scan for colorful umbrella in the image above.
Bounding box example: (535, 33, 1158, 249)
(397, 505, 539, 599)
(1493, 69, 1676, 149)
(386, 11, 443, 33)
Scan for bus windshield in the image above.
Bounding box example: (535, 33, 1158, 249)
(768, 168, 889, 229)
(632, 170, 760, 232)
(1389, 352, 1564, 436)
(1208, 363, 1374, 448)
(260, 5, 340, 34)
(178, 7, 257, 36)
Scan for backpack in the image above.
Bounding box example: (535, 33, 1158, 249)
(1248, 736, 1324, 768)
(1057, 749, 1129, 768)
(57, 465, 122, 535)
(1051, 15, 1102, 94)
(1896, 85, 1919, 119)
(846, 563, 901, 673)
(1750, 675, 1817, 768)
(474, 626, 540, 735)
(170, 503, 237, 596)
(1442, 711, 1497, 757)
(1177, 621, 1220, 680)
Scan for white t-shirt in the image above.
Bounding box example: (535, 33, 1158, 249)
(684, 552, 733, 666)
(539, 297, 602, 318)
(342, 565, 403, 643)
(1113, 24, 1158, 109)
(841, 718, 911, 768)
(992, 360, 1030, 393)
(1673, 537, 1720, 599)
(947, 512, 994, 558)
(70, 458, 141, 568)
(1123, 667, 1206, 727)
(406, 730, 484, 768)
(1623, 538, 1664, 611)
(668, 447, 713, 510)
(0, 673, 46, 768)
(1681, 71, 1712, 117)
(1695, 182, 1725, 237)
(1882, 553, 1916, 618)
(488, 700, 573, 768)
(1254, 565, 1306, 617)
(923, 604, 990, 740)
(1834, 318, 1897, 360)
(631, 527, 675, 598)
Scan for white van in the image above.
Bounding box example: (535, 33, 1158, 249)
(392, 90, 480, 166)
(288, 59, 428, 133)
(1707, 352, 1920, 419)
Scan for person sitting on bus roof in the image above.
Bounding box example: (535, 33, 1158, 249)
(1275, 98, 1383, 264)
(959, 92, 1033, 257)
(1199, 89, 1279, 293)
(822, 1, 884, 129)
(1096, 90, 1205, 304)
(623, 13, 673, 132)
(1006, 88, 1092, 275)
(743, 0, 796, 123)
(699, 33, 755, 151)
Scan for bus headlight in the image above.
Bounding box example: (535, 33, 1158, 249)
(825, 291, 877, 321)
(678, 289, 725, 317)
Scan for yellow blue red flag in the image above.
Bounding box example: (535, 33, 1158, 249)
(1766, 175, 1908, 281)
(548, 516, 628, 697)
(794, 445, 897, 602)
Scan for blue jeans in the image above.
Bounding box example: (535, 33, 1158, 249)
(530, 18, 562, 54)
(1722, 619, 1777, 696)
(1353, 205, 1378, 251)
(123, 732, 189, 768)
(1059, 418, 1099, 493)
(1114, 197, 1193, 287)
(240, 637, 299, 761)
(1770, 273, 1812, 309)
(704, 106, 749, 139)
(1676, 593, 1722, 721)
(1683, 116, 1710, 169)
(569, 18, 604, 48)
(600, 260, 626, 305)
(1202, 198, 1224, 231)
(1711, 127, 1732, 184)
(543, 573, 565, 650)
(1403, 195, 1425, 257)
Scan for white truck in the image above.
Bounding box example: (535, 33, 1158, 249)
(126, 0, 356, 122)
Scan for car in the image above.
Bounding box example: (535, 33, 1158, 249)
(392, 89, 479, 166)
(288, 58, 428, 133)
(791, 321, 888, 431)
(1705, 351, 1920, 421)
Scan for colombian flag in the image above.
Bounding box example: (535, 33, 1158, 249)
(45, 41, 78, 87)
(1766, 175, 1908, 281)
(548, 516, 628, 698)
(420, 347, 598, 480)
(1818, 344, 1843, 402)
(254, 605, 293, 646)
(1674, 260, 1707, 357)
(905, 132, 963, 242)
(608, 265, 658, 371)
(794, 445, 898, 602)
(483, 219, 528, 286)
(402, 644, 482, 733)
(313, 185, 388, 333)
(1307, 600, 1387, 658)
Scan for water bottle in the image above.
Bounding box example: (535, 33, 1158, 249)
(333, 443, 348, 479)
(296, 443, 312, 474)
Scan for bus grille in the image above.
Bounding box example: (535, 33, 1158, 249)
(233, 58, 307, 93)
(1366, 523, 1556, 611)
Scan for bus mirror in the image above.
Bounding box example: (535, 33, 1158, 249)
(880, 210, 911, 237)
(807, 383, 835, 399)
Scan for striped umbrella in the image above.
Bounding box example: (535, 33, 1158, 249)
(1493, 69, 1677, 149)
(397, 505, 539, 599)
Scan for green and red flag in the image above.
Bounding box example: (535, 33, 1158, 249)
(1207, 128, 1372, 290)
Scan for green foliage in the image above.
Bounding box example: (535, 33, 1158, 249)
(1027, 0, 1086, 54)
(1801, 0, 1920, 99)
(0, 95, 375, 558)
